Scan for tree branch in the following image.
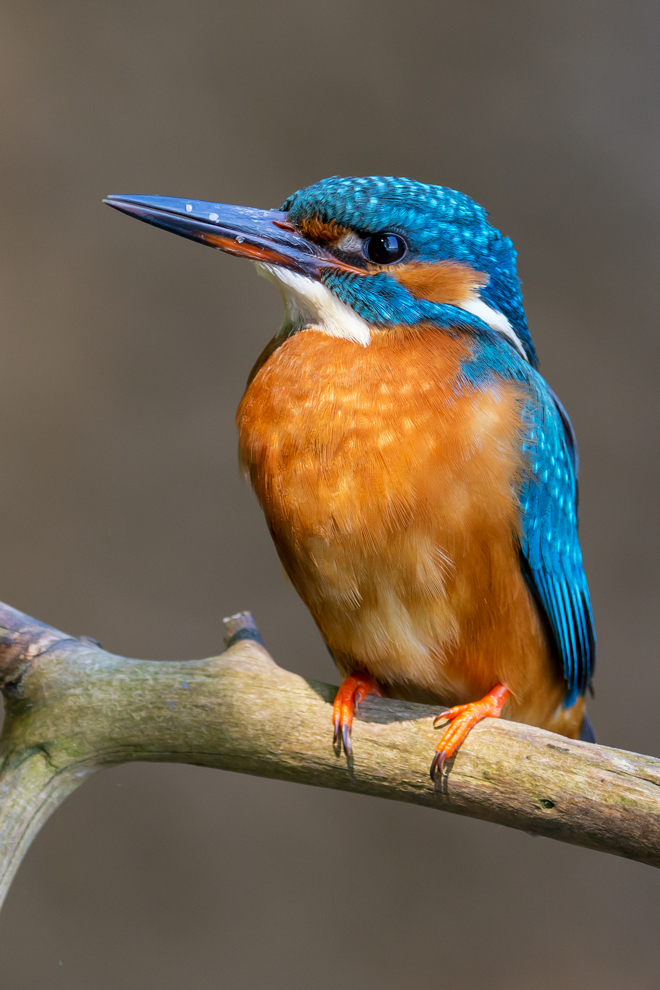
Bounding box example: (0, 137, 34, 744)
(0, 600, 658, 909)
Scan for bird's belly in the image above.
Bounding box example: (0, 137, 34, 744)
(237, 327, 564, 719)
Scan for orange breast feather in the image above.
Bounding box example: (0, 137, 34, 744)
(237, 327, 581, 736)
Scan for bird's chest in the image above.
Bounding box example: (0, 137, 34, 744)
(237, 328, 525, 685)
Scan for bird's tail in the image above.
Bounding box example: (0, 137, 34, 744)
(579, 713, 596, 743)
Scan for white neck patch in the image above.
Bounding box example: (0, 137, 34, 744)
(255, 262, 528, 360)
(458, 296, 529, 361)
(256, 263, 372, 346)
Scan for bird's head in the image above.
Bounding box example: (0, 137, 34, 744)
(105, 175, 536, 367)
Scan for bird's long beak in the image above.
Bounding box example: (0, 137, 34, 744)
(103, 195, 364, 278)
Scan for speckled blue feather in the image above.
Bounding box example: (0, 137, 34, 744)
(520, 390, 595, 703)
(460, 336, 595, 702)
(283, 175, 595, 702)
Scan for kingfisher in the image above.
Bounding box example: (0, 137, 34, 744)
(105, 176, 596, 778)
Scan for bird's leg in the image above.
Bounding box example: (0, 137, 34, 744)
(332, 673, 383, 758)
(430, 683, 511, 780)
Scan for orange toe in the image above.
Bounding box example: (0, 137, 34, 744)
(332, 674, 383, 758)
(431, 683, 510, 780)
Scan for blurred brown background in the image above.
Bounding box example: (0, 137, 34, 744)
(0, 1, 659, 987)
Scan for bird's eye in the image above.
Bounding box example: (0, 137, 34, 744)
(364, 232, 408, 265)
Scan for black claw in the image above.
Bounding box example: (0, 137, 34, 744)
(333, 717, 340, 746)
(342, 721, 353, 758)
(430, 750, 446, 781)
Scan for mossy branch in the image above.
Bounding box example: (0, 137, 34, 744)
(0, 599, 658, 909)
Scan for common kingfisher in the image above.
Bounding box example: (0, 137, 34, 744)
(105, 176, 596, 778)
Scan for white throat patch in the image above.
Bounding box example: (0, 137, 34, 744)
(255, 262, 528, 360)
(256, 263, 372, 346)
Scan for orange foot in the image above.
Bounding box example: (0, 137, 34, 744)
(430, 683, 511, 780)
(333, 674, 383, 758)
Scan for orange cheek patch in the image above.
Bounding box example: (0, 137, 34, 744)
(394, 261, 488, 306)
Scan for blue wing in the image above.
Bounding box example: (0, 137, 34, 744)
(517, 377, 595, 704)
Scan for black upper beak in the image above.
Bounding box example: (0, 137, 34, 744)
(103, 195, 364, 278)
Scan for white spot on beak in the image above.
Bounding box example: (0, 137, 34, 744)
(256, 264, 372, 346)
(185, 204, 193, 213)
(209, 212, 219, 221)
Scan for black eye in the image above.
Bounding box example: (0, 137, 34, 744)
(364, 232, 408, 265)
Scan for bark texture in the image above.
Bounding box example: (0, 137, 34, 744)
(0, 600, 658, 910)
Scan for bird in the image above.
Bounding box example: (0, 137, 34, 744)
(104, 176, 596, 779)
